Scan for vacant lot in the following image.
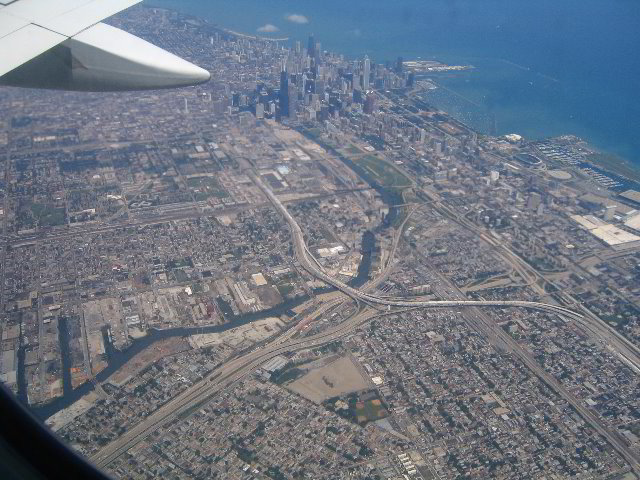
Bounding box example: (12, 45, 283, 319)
(108, 337, 190, 386)
(189, 317, 285, 349)
(287, 355, 369, 403)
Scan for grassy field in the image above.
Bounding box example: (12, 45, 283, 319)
(276, 283, 294, 297)
(186, 176, 228, 199)
(325, 390, 389, 426)
(31, 203, 66, 227)
(355, 398, 387, 424)
(353, 155, 411, 189)
(391, 205, 410, 228)
(344, 145, 362, 155)
(306, 127, 323, 138)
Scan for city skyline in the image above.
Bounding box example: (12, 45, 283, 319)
(1, 4, 639, 479)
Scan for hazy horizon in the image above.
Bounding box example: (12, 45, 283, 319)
(150, 0, 640, 166)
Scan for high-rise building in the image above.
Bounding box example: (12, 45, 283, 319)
(395, 56, 404, 74)
(295, 41, 301, 54)
(527, 192, 542, 211)
(307, 34, 315, 58)
(604, 205, 616, 221)
(407, 72, 415, 87)
(279, 65, 289, 119)
(255, 103, 264, 119)
(340, 78, 349, 94)
(307, 107, 316, 120)
(363, 55, 370, 90)
(364, 94, 375, 114)
(288, 85, 298, 118)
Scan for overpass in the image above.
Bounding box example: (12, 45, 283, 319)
(249, 171, 583, 321)
(91, 169, 639, 472)
(249, 170, 640, 475)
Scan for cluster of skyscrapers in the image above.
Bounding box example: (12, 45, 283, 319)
(247, 34, 414, 123)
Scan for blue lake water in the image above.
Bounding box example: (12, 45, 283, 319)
(149, 0, 640, 167)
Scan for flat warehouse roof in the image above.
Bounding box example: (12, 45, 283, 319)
(591, 224, 640, 245)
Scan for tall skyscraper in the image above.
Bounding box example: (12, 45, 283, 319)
(364, 93, 375, 114)
(307, 34, 315, 58)
(363, 55, 370, 91)
(288, 84, 298, 119)
(527, 192, 542, 211)
(407, 72, 415, 87)
(255, 102, 264, 119)
(279, 64, 289, 119)
(604, 205, 616, 221)
(395, 56, 404, 74)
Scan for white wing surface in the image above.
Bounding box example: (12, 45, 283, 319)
(0, 0, 210, 90)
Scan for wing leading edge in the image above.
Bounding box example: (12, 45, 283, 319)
(0, 0, 210, 91)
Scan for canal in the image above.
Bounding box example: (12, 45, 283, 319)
(31, 294, 310, 420)
(349, 230, 375, 288)
(31, 131, 403, 420)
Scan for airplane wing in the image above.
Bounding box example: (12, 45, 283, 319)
(0, 0, 210, 91)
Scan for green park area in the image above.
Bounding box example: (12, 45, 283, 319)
(274, 271, 297, 298)
(325, 390, 389, 426)
(353, 155, 411, 189)
(31, 203, 66, 227)
(306, 127, 323, 138)
(344, 145, 362, 155)
(186, 176, 228, 200)
(354, 398, 388, 424)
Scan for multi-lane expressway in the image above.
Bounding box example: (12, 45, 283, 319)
(249, 170, 640, 475)
(249, 171, 585, 321)
(419, 186, 640, 376)
(92, 306, 383, 467)
(91, 170, 640, 473)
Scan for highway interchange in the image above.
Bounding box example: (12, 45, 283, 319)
(250, 170, 588, 320)
(92, 170, 640, 474)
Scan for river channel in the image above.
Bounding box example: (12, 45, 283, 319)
(31, 295, 309, 420)
(30, 131, 401, 420)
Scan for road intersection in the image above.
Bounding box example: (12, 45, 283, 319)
(91, 171, 640, 474)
